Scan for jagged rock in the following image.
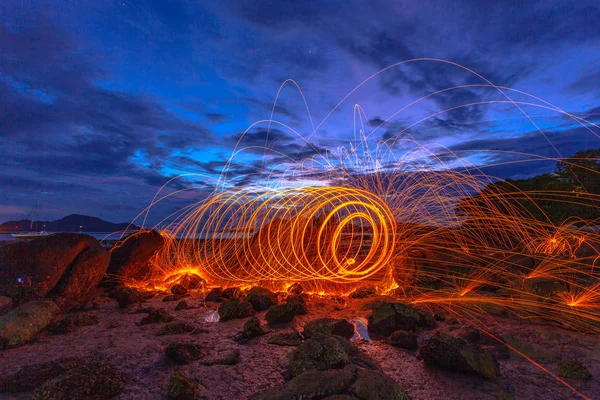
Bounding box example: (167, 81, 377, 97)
(386, 330, 418, 349)
(303, 318, 355, 341)
(234, 316, 266, 343)
(0, 357, 81, 393)
(0, 300, 59, 349)
(157, 322, 196, 336)
(0, 233, 109, 307)
(140, 308, 174, 325)
(201, 349, 241, 366)
(367, 302, 420, 337)
(205, 287, 224, 302)
(249, 365, 357, 400)
(287, 283, 304, 296)
(284, 335, 380, 379)
(418, 332, 500, 379)
(165, 342, 206, 364)
(168, 372, 200, 400)
(348, 285, 377, 299)
(171, 284, 187, 295)
(243, 287, 279, 311)
(222, 287, 243, 299)
(349, 368, 411, 400)
(111, 286, 145, 308)
(218, 298, 254, 321)
(29, 358, 127, 400)
(175, 300, 190, 311)
(48, 313, 99, 335)
(286, 295, 307, 315)
(106, 229, 164, 284)
(266, 331, 303, 346)
(558, 358, 592, 379)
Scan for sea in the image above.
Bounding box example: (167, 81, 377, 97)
(0, 232, 128, 243)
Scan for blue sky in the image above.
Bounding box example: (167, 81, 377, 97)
(0, 0, 599, 223)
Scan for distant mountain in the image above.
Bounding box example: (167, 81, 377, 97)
(0, 214, 139, 232)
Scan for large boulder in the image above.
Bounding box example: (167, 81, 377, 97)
(0, 300, 59, 348)
(106, 230, 164, 284)
(418, 332, 500, 379)
(0, 233, 109, 306)
(367, 302, 420, 338)
(303, 318, 355, 341)
(243, 287, 279, 311)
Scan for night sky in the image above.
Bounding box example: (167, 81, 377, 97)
(1, 1, 599, 224)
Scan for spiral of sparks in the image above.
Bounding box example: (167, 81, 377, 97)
(160, 186, 396, 285)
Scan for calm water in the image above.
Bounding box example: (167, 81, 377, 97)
(0, 232, 128, 242)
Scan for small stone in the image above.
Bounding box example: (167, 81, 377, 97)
(218, 298, 254, 321)
(287, 283, 303, 296)
(167, 372, 200, 400)
(243, 287, 278, 311)
(171, 284, 188, 295)
(348, 285, 377, 299)
(165, 342, 206, 364)
(140, 308, 174, 325)
(386, 330, 418, 349)
(201, 349, 241, 366)
(303, 318, 355, 341)
(286, 295, 307, 315)
(558, 358, 592, 380)
(266, 331, 303, 346)
(175, 300, 190, 311)
(234, 317, 266, 343)
(111, 287, 144, 308)
(48, 313, 99, 335)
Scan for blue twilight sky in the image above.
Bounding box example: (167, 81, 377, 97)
(0, 0, 599, 224)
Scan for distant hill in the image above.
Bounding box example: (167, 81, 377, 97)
(0, 214, 139, 232)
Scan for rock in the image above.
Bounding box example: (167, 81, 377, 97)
(177, 273, 205, 291)
(163, 293, 190, 302)
(222, 287, 243, 299)
(111, 286, 145, 308)
(348, 285, 377, 299)
(367, 302, 420, 337)
(418, 332, 500, 379)
(218, 298, 254, 321)
(29, 358, 127, 400)
(165, 342, 206, 364)
(243, 287, 279, 311)
(285, 336, 367, 378)
(517, 277, 567, 299)
(266, 331, 303, 346)
(234, 316, 266, 343)
(349, 368, 411, 400)
(0, 233, 109, 307)
(171, 284, 188, 295)
(48, 313, 99, 335)
(265, 304, 296, 324)
(286, 295, 307, 315)
(157, 322, 196, 336)
(175, 300, 190, 311)
(558, 358, 591, 380)
(0, 300, 59, 349)
(106, 229, 164, 284)
(205, 287, 224, 302)
(0, 357, 81, 393)
(287, 283, 304, 296)
(386, 330, 418, 349)
(168, 372, 200, 400)
(303, 318, 355, 341)
(249, 365, 357, 400)
(201, 349, 241, 366)
(140, 308, 174, 325)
